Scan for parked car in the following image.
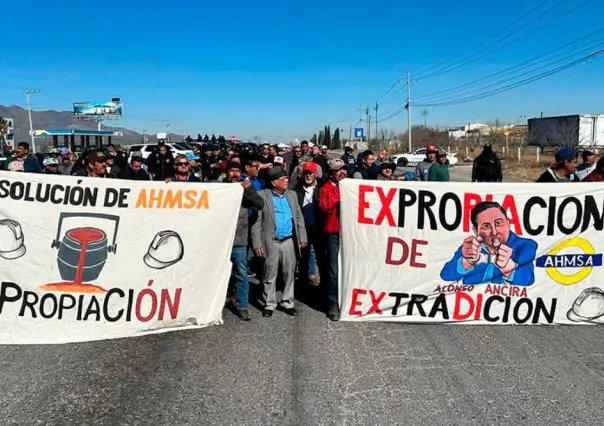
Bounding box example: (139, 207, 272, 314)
(390, 148, 458, 167)
(128, 143, 193, 161)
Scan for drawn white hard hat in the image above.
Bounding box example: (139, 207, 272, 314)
(0, 219, 26, 260)
(567, 287, 604, 322)
(143, 230, 184, 270)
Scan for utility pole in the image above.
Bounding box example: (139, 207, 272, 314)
(365, 107, 371, 144)
(374, 102, 379, 148)
(26, 89, 41, 153)
(421, 109, 429, 127)
(406, 71, 412, 152)
(349, 124, 352, 141)
(404, 72, 420, 152)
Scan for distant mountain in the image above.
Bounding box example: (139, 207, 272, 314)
(0, 105, 183, 147)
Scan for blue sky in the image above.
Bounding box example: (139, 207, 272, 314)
(2, 0, 603, 141)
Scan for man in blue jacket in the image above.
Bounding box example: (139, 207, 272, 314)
(4, 142, 42, 173)
(440, 201, 537, 286)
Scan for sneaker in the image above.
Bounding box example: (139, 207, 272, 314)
(308, 275, 320, 286)
(328, 304, 340, 321)
(247, 271, 256, 279)
(237, 309, 251, 321)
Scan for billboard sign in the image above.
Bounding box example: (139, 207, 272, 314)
(73, 101, 123, 117)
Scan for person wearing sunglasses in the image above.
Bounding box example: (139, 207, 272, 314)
(74, 151, 108, 178)
(165, 155, 200, 183)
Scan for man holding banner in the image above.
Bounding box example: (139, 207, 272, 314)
(319, 158, 349, 321)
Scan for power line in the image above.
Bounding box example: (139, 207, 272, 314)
(415, 48, 604, 107)
(417, 43, 604, 105)
(414, 27, 604, 101)
(411, 0, 551, 76)
(376, 80, 400, 103)
(417, 0, 593, 79)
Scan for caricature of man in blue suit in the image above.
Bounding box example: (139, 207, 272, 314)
(440, 201, 537, 286)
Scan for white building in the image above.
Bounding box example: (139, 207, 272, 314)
(447, 122, 517, 139)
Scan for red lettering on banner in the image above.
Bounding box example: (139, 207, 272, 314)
(473, 293, 483, 320)
(375, 187, 397, 226)
(367, 290, 386, 315)
(410, 239, 428, 268)
(501, 195, 523, 235)
(358, 185, 374, 224)
(453, 292, 475, 320)
(385, 237, 428, 268)
(349, 288, 366, 316)
(463, 193, 482, 232)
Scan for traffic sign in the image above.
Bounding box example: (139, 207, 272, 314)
(354, 128, 364, 138)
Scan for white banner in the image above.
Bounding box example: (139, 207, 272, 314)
(0, 172, 241, 344)
(339, 179, 604, 325)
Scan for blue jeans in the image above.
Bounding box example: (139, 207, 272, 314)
(326, 234, 340, 306)
(230, 246, 249, 310)
(309, 246, 316, 276)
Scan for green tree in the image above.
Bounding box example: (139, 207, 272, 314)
(318, 130, 324, 145)
(310, 134, 317, 144)
(333, 127, 341, 149)
(325, 125, 332, 148)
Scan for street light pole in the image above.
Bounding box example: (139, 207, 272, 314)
(26, 89, 41, 153)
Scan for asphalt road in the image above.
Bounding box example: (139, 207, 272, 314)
(1, 291, 603, 426)
(0, 164, 596, 425)
(397, 163, 524, 182)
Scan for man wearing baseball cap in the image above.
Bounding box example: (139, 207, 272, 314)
(73, 151, 108, 178)
(428, 150, 450, 182)
(415, 144, 438, 181)
(224, 162, 264, 321)
(319, 158, 348, 321)
(294, 161, 323, 286)
(252, 167, 308, 317)
(536, 147, 578, 182)
(575, 150, 598, 181)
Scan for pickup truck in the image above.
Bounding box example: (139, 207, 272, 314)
(390, 148, 458, 167)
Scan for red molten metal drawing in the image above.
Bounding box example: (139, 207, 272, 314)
(41, 228, 110, 294)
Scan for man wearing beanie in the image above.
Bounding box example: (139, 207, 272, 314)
(252, 166, 308, 317)
(224, 162, 264, 321)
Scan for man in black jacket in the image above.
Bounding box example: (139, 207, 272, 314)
(147, 142, 175, 181)
(311, 144, 329, 177)
(472, 144, 503, 182)
(225, 162, 264, 321)
(118, 156, 150, 181)
(294, 162, 323, 286)
(341, 146, 356, 177)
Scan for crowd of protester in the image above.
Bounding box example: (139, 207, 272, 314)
(1, 139, 601, 322)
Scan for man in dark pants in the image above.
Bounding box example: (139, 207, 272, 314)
(224, 162, 264, 321)
(319, 159, 348, 321)
(294, 162, 323, 286)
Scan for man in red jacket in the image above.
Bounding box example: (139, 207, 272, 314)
(583, 157, 604, 182)
(319, 158, 348, 321)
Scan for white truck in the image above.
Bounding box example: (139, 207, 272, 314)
(528, 114, 604, 148)
(390, 148, 458, 167)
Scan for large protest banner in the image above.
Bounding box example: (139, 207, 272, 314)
(0, 172, 242, 344)
(339, 179, 604, 325)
